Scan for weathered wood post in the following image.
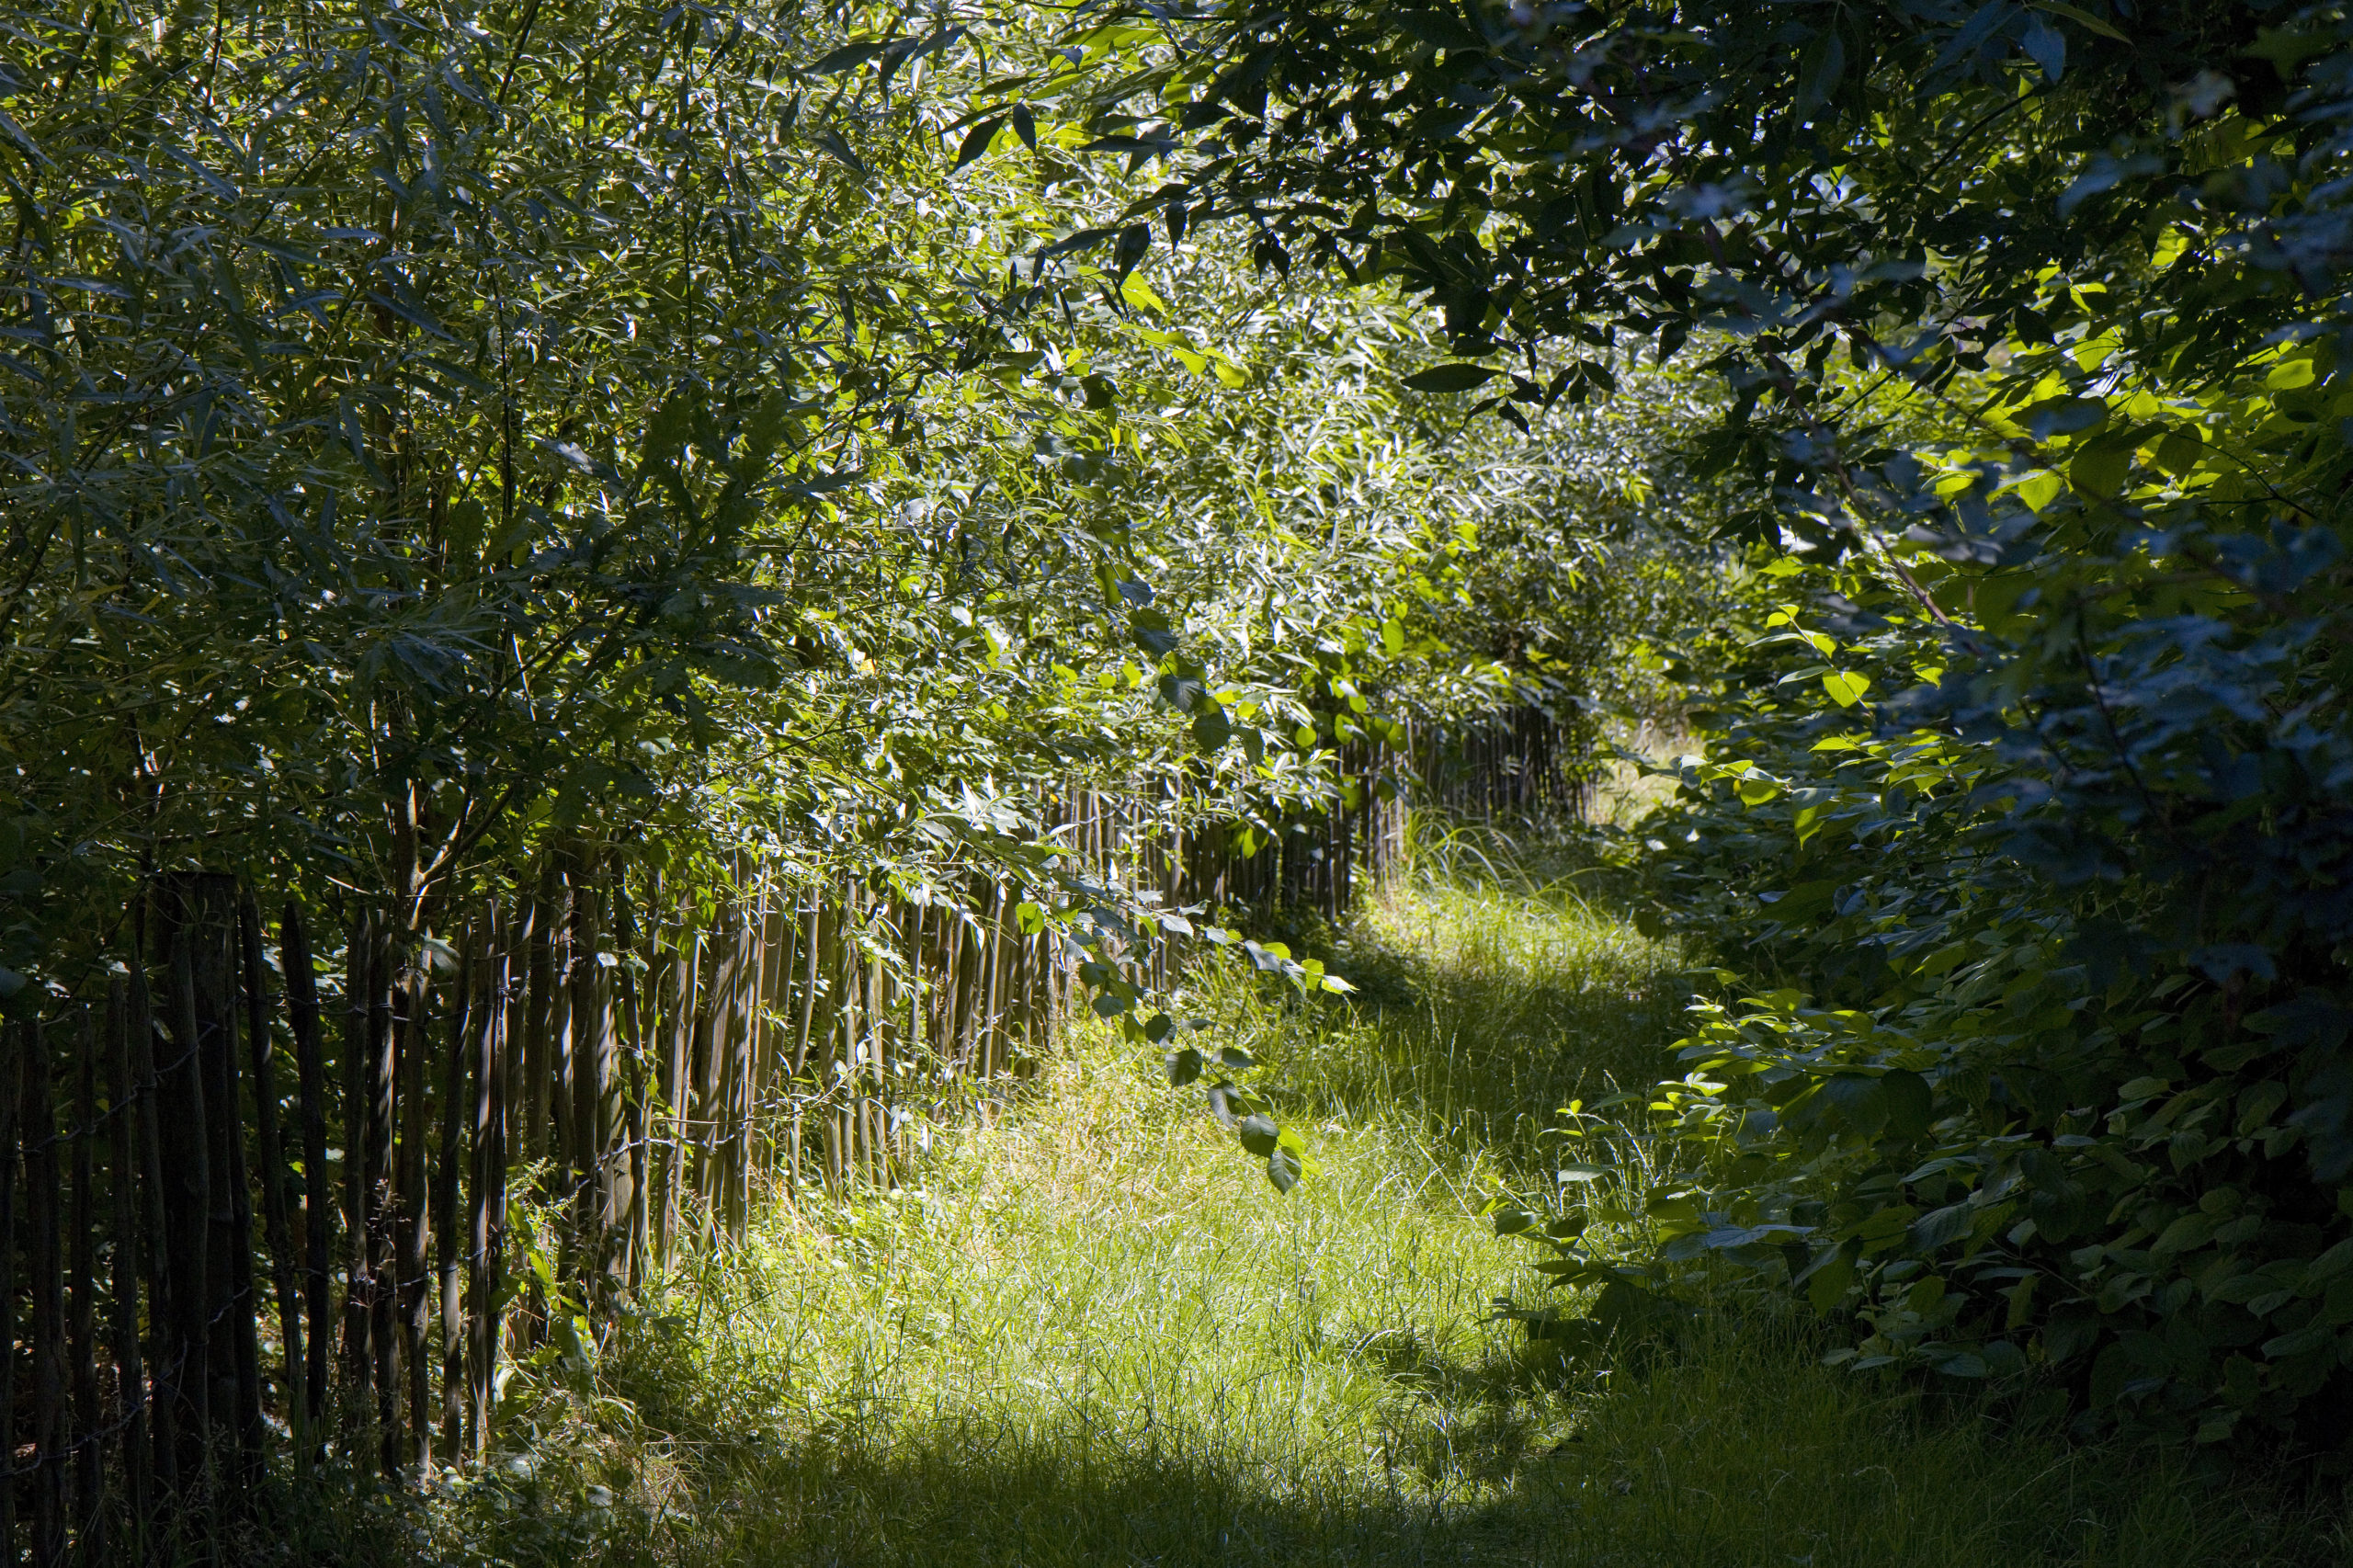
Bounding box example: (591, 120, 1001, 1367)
(239, 891, 306, 1471)
(362, 922, 399, 1476)
(67, 1012, 100, 1548)
(27, 1018, 65, 1567)
(0, 1021, 20, 1568)
(395, 966, 432, 1474)
(436, 926, 477, 1460)
(105, 975, 152, 1560)
(279, 902, 335, 1442)
(156, 907, 214, 1513)
(469, 915, 508, 1456)
(341, 915, 375, 1431)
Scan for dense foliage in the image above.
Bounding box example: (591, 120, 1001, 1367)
(982, 0, 2353, 1455)
(0, 0, 1609, 1003)
(36, 0, 2353, 1481)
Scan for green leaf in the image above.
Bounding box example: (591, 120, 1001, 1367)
(1403, 363, 1500, 394)
(953, 116, 1005, 172)
(2070, 439, 2131, 498)
(1804, 1246, 1856, 1312)
(2030, 1, 2128, 42)
(1821, 671, 1871, 707)
(1882, 1069, 1933, 1139)
(811, 40, 886, 74)
(1795, 27, 1846, 110)
(1131, 608, 1181, 657)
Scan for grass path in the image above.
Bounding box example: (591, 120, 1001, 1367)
(463, 864, 2334, 1568)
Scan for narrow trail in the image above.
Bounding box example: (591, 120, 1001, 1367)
(485, 864, 2314, 1568)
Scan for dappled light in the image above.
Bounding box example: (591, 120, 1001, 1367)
(430, 872, 2333, 1567)
(6, 0, 2353, 1555)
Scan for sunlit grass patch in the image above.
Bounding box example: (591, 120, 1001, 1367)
(421, 857, 2345, 1568)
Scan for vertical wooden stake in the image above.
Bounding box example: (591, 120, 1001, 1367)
(547, 870, 576, 1215)
(363, 926, 398, 1477)
(105, 976, 151, 1562)
(179, 875, 263, 1507)
(395, 966, 432, 1476)
(522, 879, 553, 1174)
(657, 909, 697, 1272)
(279, 902, 335, 1443)
(0, 1023, 20, 1568)
(158, 915, 214, 1511)
(127, 956, 177, 1518)
(470, 913, 509, 1457)
(26, 1020, 63, 1568)
(568, 874, 611, 1268)
(435, 924, 476, 1465)
(341, 915, 375, 1429)
(238, 890, 306, 1473)
(66, 1013, 98, 1548)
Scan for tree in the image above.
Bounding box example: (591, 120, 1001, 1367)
(1009, 0, 2353, 1448)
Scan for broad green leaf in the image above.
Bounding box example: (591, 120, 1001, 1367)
(1821, 671, 1871, 707)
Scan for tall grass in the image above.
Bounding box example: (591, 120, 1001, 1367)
(408, 829, 2345, 1568)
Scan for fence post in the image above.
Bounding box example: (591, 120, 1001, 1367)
(1, 1020, 20, 1568)
(470, 915, 507, 1457)
(157, 914, 214, 1517)
(239, 890, 306, 1474)
(278, 902, 335, 1445)
(522, 874, 554, 1176)
(67, 1012, 99, 1551)
(104, 976, 150, 1562)
(395, 965, 431, 1476)
(657, 904, 696, 1271)
(362, 924, 398, 1477)
(341, 915, 373, 1436)
(180, 874, 264, 1508)
(436, 923, 478, 1462)
(27, 1018, 63, 1568)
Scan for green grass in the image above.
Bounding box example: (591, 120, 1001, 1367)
(427, 843, 2345, 1568)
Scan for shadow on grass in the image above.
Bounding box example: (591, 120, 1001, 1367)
(1221, 832, 1690, 1184)
(637, 1316, 2337, 1568)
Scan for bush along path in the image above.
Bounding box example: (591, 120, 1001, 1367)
(405, 846, 2336, 1568)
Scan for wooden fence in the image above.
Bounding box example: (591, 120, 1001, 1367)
(1415, 706, 1591, 823)
(0, 770, 1421, 1562)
